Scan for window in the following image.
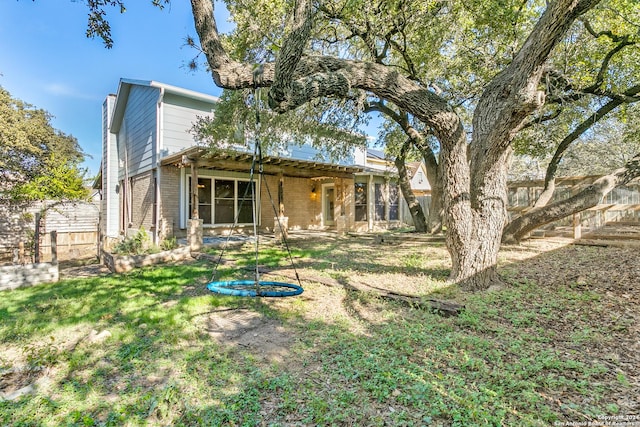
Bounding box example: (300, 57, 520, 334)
(189, 177, 255, 225)
(198, 178, 213, 224)
(214, 179, 234, 223)
(237, 180, 255, 223)
(375, 183, 385, 221)
(354, 183, 367, 221)
(389, 183, 399, 220)
(374, 182, 399, 221)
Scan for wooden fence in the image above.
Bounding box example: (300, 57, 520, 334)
(401, 195, 431, 226)
(507, 177, 640, 238)
(0, 200, 100, 265)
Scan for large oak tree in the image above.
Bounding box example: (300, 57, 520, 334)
(187, 0, 603, 291)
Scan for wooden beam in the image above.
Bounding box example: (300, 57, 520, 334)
(193, 158, 358, 179)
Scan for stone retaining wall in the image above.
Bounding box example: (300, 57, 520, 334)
(0, 263, 59, 291)
(102, 246, 192, 273)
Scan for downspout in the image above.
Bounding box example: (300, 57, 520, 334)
(154, 88, 165, 245)
(123, 131, 131, 232)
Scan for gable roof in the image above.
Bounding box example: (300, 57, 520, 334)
(109, 78, 219, 133)
(406, 161, 423, 178)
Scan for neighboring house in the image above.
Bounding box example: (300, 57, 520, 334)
(97, 79, 413, 245)
(406, 161, 432, 197)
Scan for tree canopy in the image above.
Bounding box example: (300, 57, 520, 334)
(0, 87, 88, 203)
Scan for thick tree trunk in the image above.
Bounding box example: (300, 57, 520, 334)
(446, 148, 511, 291)
(438, 125, 506, 291)
(447, 0, 601, 291)
(503, 153, 640, 243)
(395, 139, 428, 232)
(428, 179, 444, 234)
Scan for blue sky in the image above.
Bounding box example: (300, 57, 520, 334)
(0, 1, 232, 177)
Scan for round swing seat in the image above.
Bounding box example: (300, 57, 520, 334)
(207, 280, 304, 297)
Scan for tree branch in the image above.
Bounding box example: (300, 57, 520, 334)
(190, 0, 461, 142)
(582, 35, 635, 95)
(533, 83, 640, 207)
(521, 107, 564, 129)
(268, 0, 315, 111)
(468, 0, 602, 212)
(473, 0, 602, 155)
(545, 22, 636, 105)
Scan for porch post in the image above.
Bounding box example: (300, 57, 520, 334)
(34, 212, 41, 263)
(50, 230, 58, 266)
(190, 162, 199, 220)
(385, 177, 390, 228)
(573, 213, 582, 240)
(278, 174, 285, 217)
(188, 161, 203, 251)
(274, 173, 289, 242)
(336, 178, 348, 235)
(368, 174, 374, 232)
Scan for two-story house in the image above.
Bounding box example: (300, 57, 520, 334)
(98, 78, 416, 246)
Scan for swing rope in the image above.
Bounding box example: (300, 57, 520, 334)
(209, 135, 260, 283)
(206, 86, 303, 297)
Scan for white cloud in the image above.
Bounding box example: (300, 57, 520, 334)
(44, 83, 99, 101)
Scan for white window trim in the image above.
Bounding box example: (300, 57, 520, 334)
(183, 173, 260, 228)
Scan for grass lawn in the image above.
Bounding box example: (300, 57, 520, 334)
(1, 234, 638, 426)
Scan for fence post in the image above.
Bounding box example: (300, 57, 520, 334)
(97, 223, 101, 259)
(573, 213, 582, 240)
(35, 212, 41, 263)
(19, 241, 25, 264)
(51, 230, 58, 265)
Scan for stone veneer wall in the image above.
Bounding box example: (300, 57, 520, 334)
(102, 246, 192, 273)
(0, 263, 59, 291)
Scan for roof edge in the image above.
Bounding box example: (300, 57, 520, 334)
(109, 78, 219, 133)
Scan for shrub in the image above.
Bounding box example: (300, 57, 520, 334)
(112, 228, 150, 255)
(160, 236, 178, 251)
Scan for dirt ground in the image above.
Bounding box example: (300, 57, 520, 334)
(500, 237, 640, 415)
